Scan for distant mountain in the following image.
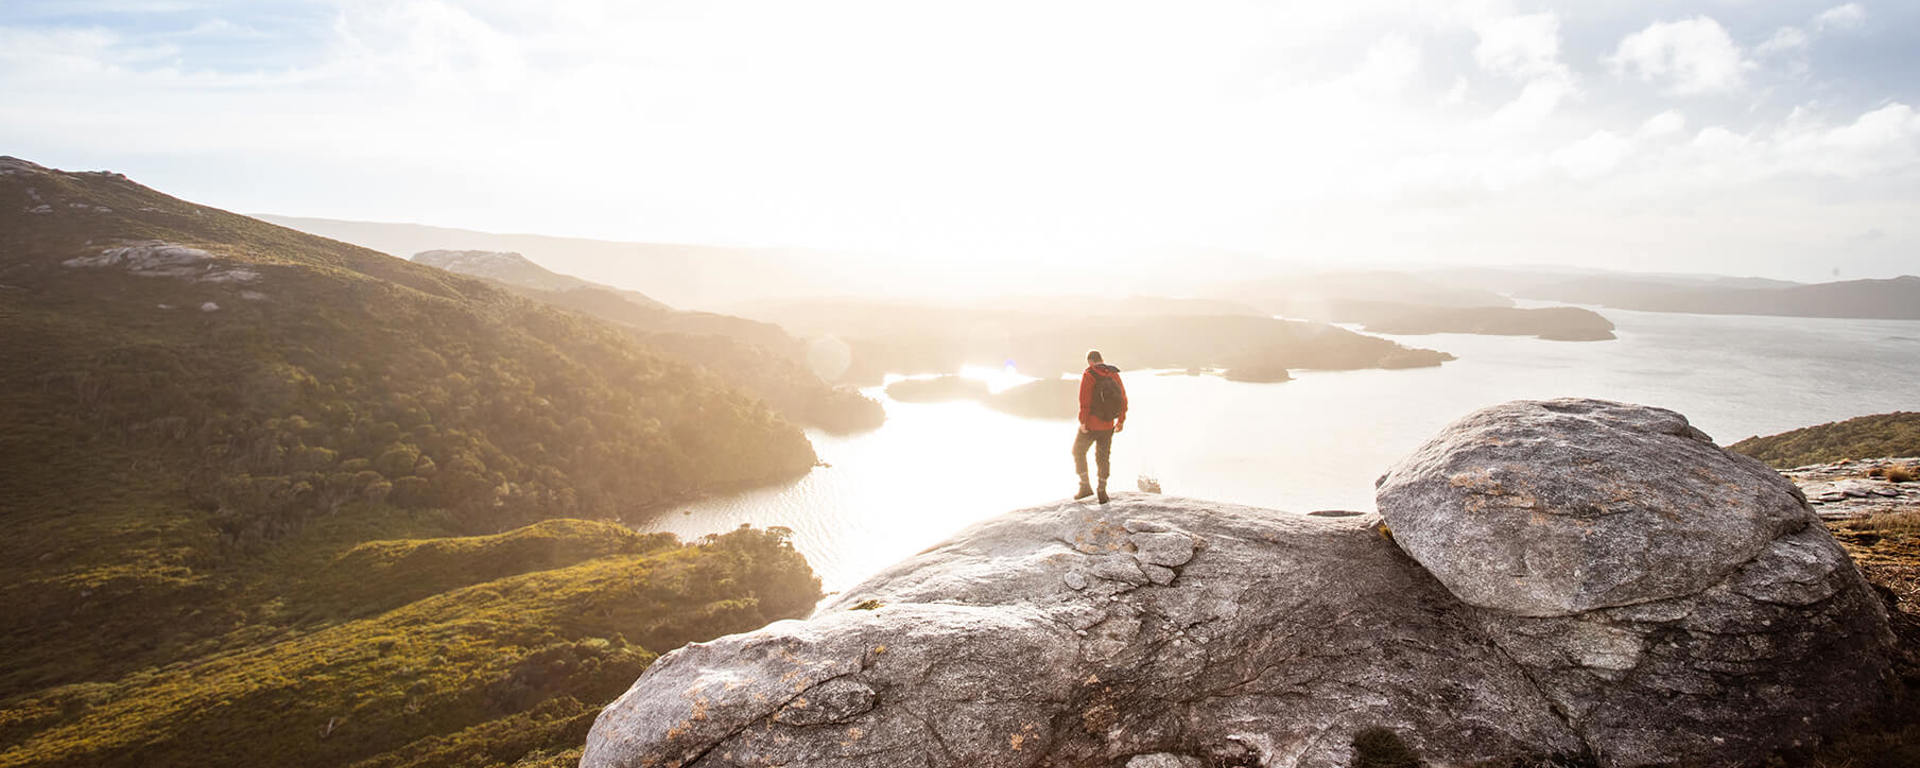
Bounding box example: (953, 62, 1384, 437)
(413, 248, 668, 310)
(1427, 267, 1805, 298)
(256, 214, 856, 310)
(0, 156, 822, 767)
(407, 250, 883, 433)
(1452, 268, 1919, 320)
(1529, 275, 1920, 320)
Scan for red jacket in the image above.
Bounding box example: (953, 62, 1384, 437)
(1078, 364, 1127, 431)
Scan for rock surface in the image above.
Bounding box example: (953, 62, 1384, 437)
(61, 241, 260, 284)
(1785, 457, 1920, 520)
(1375, 398, 1808, 616)
(1378, 399, 1897, 766)
(583, 399, 1897, 768)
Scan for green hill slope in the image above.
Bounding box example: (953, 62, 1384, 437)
(1730, 412, 1920, 468)
(0, 157, 823, 767)
(407, 250, 884, 433)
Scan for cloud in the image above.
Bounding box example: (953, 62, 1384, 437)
(1638, 110, 1687, 138)
(1340, 33, 1422, 95)
(1756, 26, 1809, 58)
(1474, 13, 1564, 80)
(1488, 77, 1576, 131)
(1686, 103, 1920, 181)
(1814, 3, 1867, 32)
(1551, 129, 1632, 180)
(1473, 13, 1576, 131)
(1607, 16, 1752, 95)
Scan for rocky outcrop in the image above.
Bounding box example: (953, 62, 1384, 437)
(61, 241, 260, 284)
(1378, 399, 1898, 766)
(582, 399, 1897, 768)
(1785, 457, 1920, 520)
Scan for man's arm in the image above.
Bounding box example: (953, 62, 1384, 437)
(1114, 372, 1128, 429)
(1077, 371, 1093, 429)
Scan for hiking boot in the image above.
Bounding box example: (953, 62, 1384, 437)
(1075, 478, 1094, 500)
(1097, 482, 1109, 504)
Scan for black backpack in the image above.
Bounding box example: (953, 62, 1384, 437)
(1090, 370, 1125, 422)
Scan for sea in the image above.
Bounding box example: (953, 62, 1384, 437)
(640, 306, 1920, 594)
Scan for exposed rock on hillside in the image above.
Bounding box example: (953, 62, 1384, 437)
(62, 241, 260, 283)
(583, 400, 1896, 768)
(1785, 457, 1920, 520)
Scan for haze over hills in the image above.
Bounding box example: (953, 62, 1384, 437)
(412, 249, 669, 310)
(1519, 274, 1920, 320)
(0, 157, 825, 768)
(744, 299, 1453, 385)
(408, 249, 884, 433)
(264, 215, 1914, 326)
(1215, 270, 1616, 341)
(258, 214, 854, 310)
(1423, 266, 1920, 320)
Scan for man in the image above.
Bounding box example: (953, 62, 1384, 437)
(1074, 349, 1127, 504)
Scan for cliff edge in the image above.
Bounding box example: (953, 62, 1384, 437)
(580, 399, 1898, 768)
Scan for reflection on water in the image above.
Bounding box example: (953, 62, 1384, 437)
(641, 307, 1920, 593)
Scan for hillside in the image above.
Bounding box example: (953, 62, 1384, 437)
(1730, 411, 1920, 468)
(0, 157, 824, 767)
(408, 250, 883, 433)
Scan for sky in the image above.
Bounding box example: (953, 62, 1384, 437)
(2, 0, 1917, 281)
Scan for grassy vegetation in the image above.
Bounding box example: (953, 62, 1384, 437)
(0, 522, 819, 768)
(0, 158, 826, 767)
(1729, 412, 1920, 468)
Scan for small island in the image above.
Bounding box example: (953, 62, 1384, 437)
(1351, 304, 1617, 341)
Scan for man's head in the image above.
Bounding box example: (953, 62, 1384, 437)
(1086, 349, 1103, 364)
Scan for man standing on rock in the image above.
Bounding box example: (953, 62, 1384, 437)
(1075, 350, 1127, 504)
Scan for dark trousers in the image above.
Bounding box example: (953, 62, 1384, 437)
(1073, 428, 1114, 482)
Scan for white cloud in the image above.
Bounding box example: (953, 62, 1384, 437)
(1473, 13, 1576, 131)
(1607, 16, 1752, 96)
(1488, 77, 1575, 131)
(1552, 130, 1633, 180)
(1814, 3, 1867, 32)
(1474, 14, 1564, 80)
(1638, 110, 1687, 138)
(1340, 33, 1423, 95)
(1686, 103, 1920, 181)
(1756, 26, 1809, 58)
